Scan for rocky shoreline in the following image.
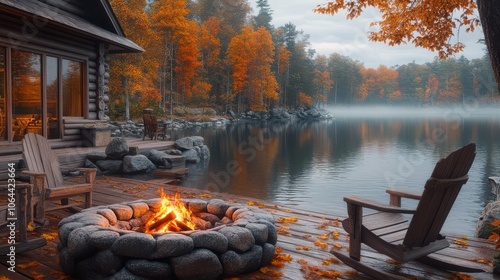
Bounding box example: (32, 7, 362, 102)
(109, 107, 333, 138)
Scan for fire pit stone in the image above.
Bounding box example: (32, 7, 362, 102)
(58, 197, 277, 279)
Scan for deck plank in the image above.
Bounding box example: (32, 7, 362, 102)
(0, 175, 497, 280)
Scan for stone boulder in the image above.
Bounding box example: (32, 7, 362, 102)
(175, 137, 194, 151)
(122, 155, 156, 174)
(148, 149, 168, 165)
(95, 160, 123, 174)
(475, 201, 500, 239)
(105, 137, 129, 159)
(182, 149, 200, 164)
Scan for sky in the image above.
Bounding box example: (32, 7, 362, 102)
(250, 1, 486, 68)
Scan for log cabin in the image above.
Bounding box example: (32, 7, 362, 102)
(0, 0, 143, 151)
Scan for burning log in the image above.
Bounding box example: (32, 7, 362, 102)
(146, 211, 176, 232)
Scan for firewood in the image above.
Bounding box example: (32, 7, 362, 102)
(147, 211, 176, 232)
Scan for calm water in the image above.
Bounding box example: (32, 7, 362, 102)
(179, 106, 500, 236)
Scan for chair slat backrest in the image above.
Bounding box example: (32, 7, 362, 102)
(22, 133, 65, 188)
(403, 143, 476, 248)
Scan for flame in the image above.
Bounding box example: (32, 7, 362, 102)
(144, 192, 197, 233)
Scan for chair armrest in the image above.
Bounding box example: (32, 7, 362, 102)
(386, 189, 422, 207)
(67, 168, 97, 184)
(21, 171, 46, 178)
(344, 195, 416, 214)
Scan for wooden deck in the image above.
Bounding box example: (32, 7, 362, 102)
(0, 176, 498, 280)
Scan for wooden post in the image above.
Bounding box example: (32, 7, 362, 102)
(346, 202, 362, 261)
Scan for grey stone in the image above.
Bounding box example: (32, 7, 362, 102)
(182, 149, 200, 163)
(78, 213, 110, 227)
(59, 212, 96, 226)
(111, 232, 156, 258)
(109, 204, 134, 220)
(96, 209, 118, 225)
(207, 199, 231, 216)
(84, 160, 102, 175)
(200, 145, 210, 160)
(475, 201, 500, 238)
(94, 160, 123, 174)
(145, 198, 162, 212)
(261, 243, 275, 266)
(245, 223, 269, 245)
(217, 226, 255, 252)
(67, 226, 99, 259)
(59, 222, 84, 246)
(188, 199, 207, 213)
(105, 137, 129, 159)
(232, 208, 251, 221)
(220, 245, 263, 277)
(190, 231, 228, 254)
(89, 230, 120, 250)
(151, 233, 194, 258)
(126, 259, 174, 279)
(148, 149, 169, 165)
(174, 137, 194, 151)
(171, 249, 223, 280)
(112, 267, 150, 280)
(256, 219, 278, 245)
(87, 151, 108, 161)
(123, 155, 156, 173)
(191, 136, 205, 146)
(166, 149, 182, 156)
(128, 146, 139, 155)
(196, 212, 220, 224)
(91, 249, 124, 276)
(58, 247, 75, 276)
(128, 202, 149, 218)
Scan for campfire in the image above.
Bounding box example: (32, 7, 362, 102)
(58, 192, 278, 280)
(143, 192, 197, 233)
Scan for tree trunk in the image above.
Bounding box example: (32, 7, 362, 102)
(122, 76, 130, 121)
(477, 0, 500, 94)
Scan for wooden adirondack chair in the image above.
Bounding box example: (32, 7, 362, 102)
(21, 133, 96, 222)
(333, 143, 481, 279)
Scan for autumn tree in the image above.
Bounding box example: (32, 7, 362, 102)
(312, 69, 333, 106)
(227, 26, 278, 112)
(425, 73, 439, 105)
(314, 0, 500, 95)
(109, 0, 158, 120)
(150, 0, 202, 112)
(327, 53, 363, 104)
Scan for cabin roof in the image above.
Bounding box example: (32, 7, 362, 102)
(0, 0, 144, 53)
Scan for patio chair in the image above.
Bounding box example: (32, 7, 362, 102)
(21, 133, 96, 221)
(333, 143, 483, 279)
(143, 113, 165, 140)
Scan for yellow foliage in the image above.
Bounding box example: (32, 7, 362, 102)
(297, 259, 308, 265)
(277, 226, 290, 236)
(247, 200, 266, 208)
(276, 216, 298, 223)
(298, 92, 313, 107)
(41, 232, 59, 242)
(453, 238, 468, 248)
(296, 246, 311, 251)
(332, 230, 340, 239)
(316, 221, 330, 229)
(317, 233, 330, 240)
(27, 221, 35, 232)
(332, 243, 342, 250)
(314, 239, 329, 251)
(450, 272, 473, 280)
(17, 261, 41, 269)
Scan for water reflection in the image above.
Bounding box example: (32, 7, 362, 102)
(180, 106, 500, 235)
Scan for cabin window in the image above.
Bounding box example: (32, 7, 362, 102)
(2, 47, 85, 142)
(12, 50, 42, 141)
(0, 47, 5, 141)
(62, 59, 83, 117)
(46, 56, 60, 139)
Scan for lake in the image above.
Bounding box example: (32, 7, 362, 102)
(179, 105, 500, 236)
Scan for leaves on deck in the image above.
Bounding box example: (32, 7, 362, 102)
(199, 193, 212, 198)
(247, 200, 266, 208)
(258, 267, 285, 278)
(27, 221, 35, 232)
(296, 246, 311, 251)
(277, 226, 290, 236)
(17, 261, 41, 269)
(453, 238, 468, 248)
(313, 239, 329, 251)
(449, 272, 473, 280)
(41, 232, 59, 242)
(299, 264, 343, 279)
(276, 216, 298, 223)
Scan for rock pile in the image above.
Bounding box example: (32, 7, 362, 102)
(85, 136, 209, 175)
(58, 198, 277, 279)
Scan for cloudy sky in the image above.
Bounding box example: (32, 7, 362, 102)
(251, 1, 486, 68)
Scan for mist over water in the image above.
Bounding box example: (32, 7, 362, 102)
(180, 105, 500, 236)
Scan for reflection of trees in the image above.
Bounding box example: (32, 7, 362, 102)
(12, 51, 41, 114)
(62, 60, 82, 116)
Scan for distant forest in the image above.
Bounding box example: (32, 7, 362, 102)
(108, 0, 498, 120)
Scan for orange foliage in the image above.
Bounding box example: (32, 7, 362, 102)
(227, 26, 278, 111)
(298, 92, 313, 107)
(314, 0, 479, 59)
(277, 45, 291, 74)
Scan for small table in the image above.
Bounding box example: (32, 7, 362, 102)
(0, 183, 46, 254)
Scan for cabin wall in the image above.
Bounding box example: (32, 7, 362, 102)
(0, 12, 111, 143)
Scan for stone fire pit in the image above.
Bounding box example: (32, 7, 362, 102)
(57, 197, 277, 279)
